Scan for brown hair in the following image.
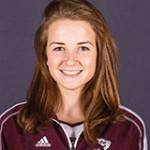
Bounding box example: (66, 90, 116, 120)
(18, 0, 122, 143)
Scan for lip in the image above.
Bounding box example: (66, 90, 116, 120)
(59, 67, 83, 70)
(60, 69, 83, 72)
(60, 69, 83, 76)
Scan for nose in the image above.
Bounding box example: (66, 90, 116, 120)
(64, 50, 78, 65)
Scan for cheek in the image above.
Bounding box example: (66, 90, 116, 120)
(47, 55, 61, 68)
(81, 54, 97, 70)
(80, 55, 97, 80)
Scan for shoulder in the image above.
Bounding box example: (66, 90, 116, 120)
(120, 105, 148, 150)
(96, 106, 148, 149)
(120, 105, 146, 136)
(0, 101, 27, 149)
(0, 101, 26, 127)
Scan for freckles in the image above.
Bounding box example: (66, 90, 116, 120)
(83, 56, 96, 66)
(84, 59, 92, 65)
(47, 55, 62, 68)
(47, 57, 54, 67)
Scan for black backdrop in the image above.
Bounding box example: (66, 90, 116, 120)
(0, 0, 149, 146)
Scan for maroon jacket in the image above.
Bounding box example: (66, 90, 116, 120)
(0, 102, 148, 150)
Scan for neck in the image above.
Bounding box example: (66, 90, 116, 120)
(56, 86, 84, 123)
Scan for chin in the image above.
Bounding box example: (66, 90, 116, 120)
(60, 84, 84, 91)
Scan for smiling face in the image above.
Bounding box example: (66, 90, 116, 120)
(46, 19, 97, 92)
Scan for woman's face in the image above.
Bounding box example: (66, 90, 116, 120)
(46, 19, 97, 92)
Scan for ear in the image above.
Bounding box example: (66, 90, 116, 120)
(46, 61, 48, 65)
(46, 53, 49, 66)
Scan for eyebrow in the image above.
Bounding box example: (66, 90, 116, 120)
(49, 41, 94, 46)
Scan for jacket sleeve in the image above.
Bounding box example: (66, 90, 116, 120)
(121, 106, 148, 150)
(142, 124, 148, 150)
(1, 129, 8, 150)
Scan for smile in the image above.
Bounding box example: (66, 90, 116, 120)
(60, 70, 83, 76)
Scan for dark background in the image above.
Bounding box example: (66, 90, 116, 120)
(0, 0, 149, 146)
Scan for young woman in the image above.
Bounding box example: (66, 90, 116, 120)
(0, 0, 148, 149)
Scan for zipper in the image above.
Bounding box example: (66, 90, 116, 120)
(52, 119, 84, 150)
(70, 137, 76, 150)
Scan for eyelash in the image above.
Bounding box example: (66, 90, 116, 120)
(53, 47, 64, 51)
(52, 46, 90, 51)
(79, 46, 90, 51)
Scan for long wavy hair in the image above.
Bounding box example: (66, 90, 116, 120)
(18, 0, 122, 143)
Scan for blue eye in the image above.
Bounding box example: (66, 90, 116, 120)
(53, 47, 64, 51)
(80, 46, 90, 51)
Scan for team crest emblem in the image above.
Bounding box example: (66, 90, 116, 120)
(97, 138, 112, 150)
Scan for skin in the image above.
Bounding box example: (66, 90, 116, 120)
(46, 19, 97, 123)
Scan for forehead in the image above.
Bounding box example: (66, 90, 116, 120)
(47, 19, 96, 43)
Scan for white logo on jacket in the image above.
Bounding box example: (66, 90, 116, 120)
(96, 138, 111, 150)
(35, 136, 51, 147)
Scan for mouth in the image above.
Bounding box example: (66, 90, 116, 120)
(60, 69, 83, 76)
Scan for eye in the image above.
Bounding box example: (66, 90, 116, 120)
(53, 47, 65, 51)
(79, 46, 90, 51)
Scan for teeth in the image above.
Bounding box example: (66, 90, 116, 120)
(60, 70, 82, 75)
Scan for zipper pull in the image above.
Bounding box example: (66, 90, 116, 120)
(70, 137, 76, 150)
